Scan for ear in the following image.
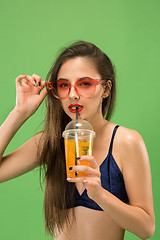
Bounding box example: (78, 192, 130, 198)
(102, 80, 112, 98)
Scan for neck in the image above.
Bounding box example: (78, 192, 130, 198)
(86, 113, 108, 135)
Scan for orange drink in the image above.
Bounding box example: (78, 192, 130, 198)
(64, 139, 93, 178)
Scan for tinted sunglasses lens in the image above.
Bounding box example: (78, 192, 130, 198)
(51, 80, 70, 99)
(76, 79, 96, 97)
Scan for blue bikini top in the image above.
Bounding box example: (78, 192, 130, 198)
(66, 125, 129, 211)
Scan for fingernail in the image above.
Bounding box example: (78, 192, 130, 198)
(67, 178, 71, 181)
(76, 157, 81, 160)
(83, 180, 88, 183)
(69, 167, 72, 170)
(38, 82, 41, 86)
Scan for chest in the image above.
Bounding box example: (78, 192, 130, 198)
(92, 137, 110, 166)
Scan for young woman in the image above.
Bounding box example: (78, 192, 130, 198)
(0, 41, 155, 240)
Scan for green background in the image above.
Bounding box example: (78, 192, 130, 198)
(0, 0, 159, 239)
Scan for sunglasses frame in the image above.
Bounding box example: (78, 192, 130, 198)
(47, 78, 107, 99)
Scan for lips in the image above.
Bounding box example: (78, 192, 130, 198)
(68, 104, 84, 113)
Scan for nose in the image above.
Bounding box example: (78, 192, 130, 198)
(68, 86, 80, 100)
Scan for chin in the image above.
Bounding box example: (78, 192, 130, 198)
(70, 114, 84, 121)
(64, 108, 91, 122)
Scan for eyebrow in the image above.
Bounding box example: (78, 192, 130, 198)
(57, 76, 92, 81)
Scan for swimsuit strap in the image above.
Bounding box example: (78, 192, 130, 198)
(108, 125, 120, 192)
(108, 125, 119, 155)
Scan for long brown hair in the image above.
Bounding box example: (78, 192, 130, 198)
(38, 41, 116, 236)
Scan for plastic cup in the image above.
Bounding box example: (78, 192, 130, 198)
(62, 120, 96, 178)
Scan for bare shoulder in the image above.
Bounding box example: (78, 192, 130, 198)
(114, 125, 149, 170)
(116, 125, 144, 149)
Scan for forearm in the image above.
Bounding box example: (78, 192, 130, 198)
(94, 187, 155, 239)
(0, 108, 27, 161)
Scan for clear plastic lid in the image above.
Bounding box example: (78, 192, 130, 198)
(62, 120, 96, 138)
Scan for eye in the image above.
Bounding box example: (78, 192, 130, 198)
(77, 80, 92, 88)
(58, 81, 69, 88)
(59, 83, 68, 88)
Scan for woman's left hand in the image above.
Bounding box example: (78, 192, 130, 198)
(67, 155, 103, 200)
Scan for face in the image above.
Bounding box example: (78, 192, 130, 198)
(57, 57, 108, 122)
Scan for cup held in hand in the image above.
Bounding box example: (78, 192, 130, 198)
(62, 120, 96, 178)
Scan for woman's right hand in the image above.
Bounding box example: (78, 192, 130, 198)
(14, 74, 48, 119)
